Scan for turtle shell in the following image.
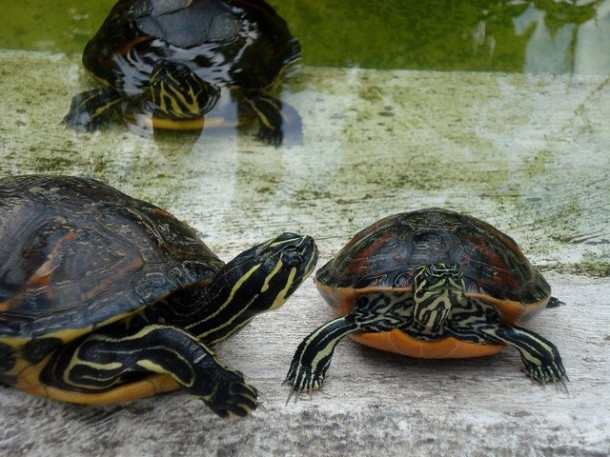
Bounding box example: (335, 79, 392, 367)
(316, 208, 552, 327)
(0, 175, 224, 342)
(83, 0, 300, 92)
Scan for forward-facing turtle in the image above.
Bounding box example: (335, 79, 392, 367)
(63, 0, 301, 145)
(286, 208, 567, 395)
(0, 175, 317, 417)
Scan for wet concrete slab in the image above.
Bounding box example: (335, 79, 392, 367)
(0, 51, 609, 456)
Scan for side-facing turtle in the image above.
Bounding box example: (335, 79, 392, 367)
(63, 0, 301, 145)
(286, 208, 567, 395)
(0, 175, 317, 417)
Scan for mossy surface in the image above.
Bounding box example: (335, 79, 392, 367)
(1, 51, 608, 275)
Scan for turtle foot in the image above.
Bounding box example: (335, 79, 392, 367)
(62, 87, 122, 132)
(284, 362, 325, 402)
(255, 125, 283, 147)
(203, 371, 258, 418)
(523, 358, 569, 392)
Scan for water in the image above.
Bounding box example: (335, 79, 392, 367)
(1, 0, 609, 73)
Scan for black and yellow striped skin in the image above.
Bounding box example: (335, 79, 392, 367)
(62, 0, 302, 145)
(149, 61, 221, 120)
(0, 175, 317, 417)
(286, 209, 567, 396)
(62, 87, 124, 131)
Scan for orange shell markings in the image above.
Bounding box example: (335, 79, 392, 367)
(350, 331, 506, 359)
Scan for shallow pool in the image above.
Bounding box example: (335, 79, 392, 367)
(2, 0, 609, 73)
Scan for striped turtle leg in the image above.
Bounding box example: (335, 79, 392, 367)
(40, 324, 257, 417)
(286, 292, 414, 395)
(286, 316, 358, 395)
(62, 87, 123, 131)
(486, 324, 567, 385)
(452, 322, 567, 385)
(239, 91, 302, 147)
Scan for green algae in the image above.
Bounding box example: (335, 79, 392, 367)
(1, 0, 608, 73)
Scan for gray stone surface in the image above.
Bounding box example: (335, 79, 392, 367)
(0, 51, 608, 456)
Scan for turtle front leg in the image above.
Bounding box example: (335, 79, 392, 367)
(287, 292, 413, 395)
(40, 324, 257, 417)
(62, 87, 123, 131)
(239, 91, 302, 147)
(286, 316, 358, 395)
(489, 325, 567, 385)
(451, 323, 567, 386)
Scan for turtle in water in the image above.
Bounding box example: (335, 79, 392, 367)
(63, 0, 301, 145)
(0, 175, 318, 417)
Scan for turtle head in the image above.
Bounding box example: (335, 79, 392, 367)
(220, 233, 318, 315)
(149, 60, 221, 118)
(412, 263, 465, 332)
(185, 233, 316, 344)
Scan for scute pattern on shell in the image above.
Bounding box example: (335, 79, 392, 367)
(0, 175, 224, 338)
(316, 209, 550, 305)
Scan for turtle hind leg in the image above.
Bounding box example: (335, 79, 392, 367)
(239, 91, 302, 147)
(62, 87, 123, 131)
(546, 296, 565, 308)
(40, 324, 257, 417)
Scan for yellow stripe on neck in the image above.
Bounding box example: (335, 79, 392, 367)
(268, 267, 296, 311)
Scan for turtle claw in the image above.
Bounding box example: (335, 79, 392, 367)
(522, 359, 569, 393)
(284, 382, 316, 406)
(284, 363, 325, 404)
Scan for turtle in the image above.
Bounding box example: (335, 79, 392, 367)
(286, 208, 567, 396)
(0, 175, 318, 417)
(62, 0, 301, 145)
